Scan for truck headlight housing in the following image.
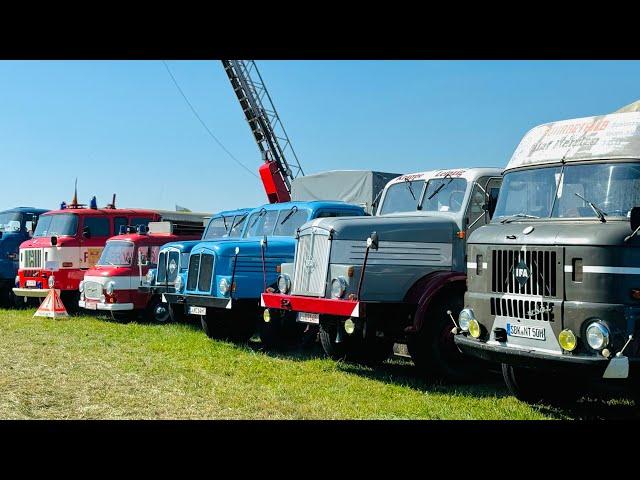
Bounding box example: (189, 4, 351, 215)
(331, 277, 347, 299)
(146, 270, 155, 286)
(458, 308, 474, 332)
(558, 329, 577, 352)
(106, 281, 115, 296)
(586, 322, 609, 350)
(79, 280, 85, 293)
(277, 274, 291, 294)
(468, 319, 481, 338)
(219, 278, 231, 296)
(175, 275, 183, 292)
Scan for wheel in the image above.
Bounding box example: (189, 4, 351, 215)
(407, 296, 478, 382)
(60, 291, 80, 314)
(146, 297, 171, 324)
(502, 363, 582, 405)
(319, 317, 393, 365)
(259, 310, 306, 350)
(168, 303, 187, 323)
(319, 318, 349, 360)
(200, 312, 227, 339)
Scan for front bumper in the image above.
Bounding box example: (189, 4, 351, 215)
(79, 300, 134, 311)
(454, 334, 639, 378)
(163, 293, 232, 310)
(13, 287, 51, 298)
(261, 292, 363, 318)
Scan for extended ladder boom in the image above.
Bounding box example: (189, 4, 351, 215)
(222, 60, 304, 203)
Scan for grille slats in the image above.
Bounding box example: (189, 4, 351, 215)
(23, 249, 42, 269)
(490, 297, 555, 322)
(292, 232, 331, 297)
(157, 252, 167, 283)
(197, 254, 214, 293)
(84, 281, 102, 300)
(491, 248, 557, 297)
(187, 254, 200, 291)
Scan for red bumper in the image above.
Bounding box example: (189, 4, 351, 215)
(261, 292, 364, 318)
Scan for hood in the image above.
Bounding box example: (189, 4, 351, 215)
(84, 264, 134, 277)
(305, 214, 458, 243)
(191, 237, 297, 258)
(469, 219, 635, 247)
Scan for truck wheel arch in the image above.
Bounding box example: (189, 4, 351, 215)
(403, 271, 466, 333)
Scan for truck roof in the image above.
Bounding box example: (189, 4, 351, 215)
(248, 200, 365, 214)
(40, 207, 159, 217)
(106, 233, 200, 244)
(1, 207, 50, 214)
(387, 167, 503, 186)
(506, 111, 640, 171)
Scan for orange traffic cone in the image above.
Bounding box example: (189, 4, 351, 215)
(34, 287, 68, 319)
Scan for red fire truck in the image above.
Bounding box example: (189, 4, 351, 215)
(78, 220, 204, 322)
(13, 193, 205, 310)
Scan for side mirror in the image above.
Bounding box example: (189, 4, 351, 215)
(82, 226, 91, 239)
(7, 220, 20, 232)
(235, 247, 240, 255)
(50, 235, 58, 246)
(631, 207, 640, 232)
(367, 231, 379, 251)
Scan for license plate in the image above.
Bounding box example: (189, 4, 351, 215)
(188, 306, 207, 316)
(26, 280, 37, 287)
(297, 312, 320, 324)
(85, 302, 98, 310)
(507, 323, 545, 341)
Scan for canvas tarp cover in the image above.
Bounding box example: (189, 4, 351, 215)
(290, 170, 401, 213)
(506, 111, 640, 170)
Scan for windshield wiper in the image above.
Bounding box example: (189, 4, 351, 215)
(229, 213, 248, 233)
(222, 215, 228, 232)
(500, 213, 540, 224)
(249, 208, 267, 229)
(427, 174, 453, 201)
(404, 178, 416, 201)
(279, 206, 298, 225)
(574, 192, 607, 223)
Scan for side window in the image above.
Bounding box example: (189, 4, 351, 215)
(131, 217, 152, 229)
(114, 217, 128, 235)
(466, 177, 502, 235)
(83, 217, 111, 238)
(315, 210, 337, 218)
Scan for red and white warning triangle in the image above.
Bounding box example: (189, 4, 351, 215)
(34, 289, 69, 318)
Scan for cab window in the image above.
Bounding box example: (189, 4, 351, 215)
(273, 208, 310, 236)
(243, 210, 279, 238)
(114, 217, 128, 235)
(83, 217, 110, 238)
(131, 217, 152, 229)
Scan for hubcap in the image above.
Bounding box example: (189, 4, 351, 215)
(154, 303, 170, 322)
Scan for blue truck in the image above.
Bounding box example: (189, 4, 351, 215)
(140, 207, 252, 322)
(162, 201, 366, 343)
(0, 207, 49, 307)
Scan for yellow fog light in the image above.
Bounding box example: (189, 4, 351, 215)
(558, 329, 577, 351)
(263, 309, 271, 323)
(469, 319, 481, 338)
(344, 318, 355, 335)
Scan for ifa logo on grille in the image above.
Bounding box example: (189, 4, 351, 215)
(304, 257, 316, 272)
(515, 259, 530, 286)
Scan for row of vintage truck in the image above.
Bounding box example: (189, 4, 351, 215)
(2, 107, 640, 404)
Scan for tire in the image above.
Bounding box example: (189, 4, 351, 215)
(407, 296, 477, 382)
(319, 317, 393, 365)
(319, 319, 349, 360)
(259, 311, 306, 350)
(502, 363, 582, 405)
(146, 297, 171, 324)
(110, 310, 136, 322)
(168, 303, 187, 323)
(200, 312, 226, 339)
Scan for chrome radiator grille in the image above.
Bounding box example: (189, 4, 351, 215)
(22, 249, 43, 269)
(186, 252, 215, 293)
(84, 281, 102, 300)
(491, 249, 558, 297)
(292, 232, 330, 297)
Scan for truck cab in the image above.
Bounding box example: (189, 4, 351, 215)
(0, 207, 49, 306)
(163, 201, 366, 341)
(454, 111, 640, 403)
(139, 207, 252, 322)
(78, 217, 207, 322)
(261, 168, 502, 377)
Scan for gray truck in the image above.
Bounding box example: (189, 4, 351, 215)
(454, 110, 640, 403)
(261, 167, 502, 379)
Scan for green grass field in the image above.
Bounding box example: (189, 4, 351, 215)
(0, 308, 636, 420)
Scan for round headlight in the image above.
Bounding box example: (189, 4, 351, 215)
(48, 275, 55, 289)
(219, 278, 231, 296)
(469, 319, 481, 338)
(558, 329, 577, 351)
(175, 274, 183, 292)
(277, 274, 291, 294)
(263, 309, 271, 323)
(106, 281, 115, 295)
(146, 270, 155, 286)
(344, 318, 356, 335)
(586, 322, 609, 350)
(168, 259, 177, 275)
(79, 280, 85, 293)
(331, 277, 347, 299)
(459, 308, 474, 332)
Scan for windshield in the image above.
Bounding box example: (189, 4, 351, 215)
(33, 214, 78, 237)
(202, 213, 247, 240)
(492, 162, 640, 222)
(273, 208, 311, 236)
(421, 178, 468, 212)
(0, 212, 21, 232)
(378, 180, 424, 215)
(98, 241, 135, 266)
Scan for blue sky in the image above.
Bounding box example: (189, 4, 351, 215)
(1, 60, 639, 214)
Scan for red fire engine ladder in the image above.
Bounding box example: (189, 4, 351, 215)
(222, 60, 304, 203)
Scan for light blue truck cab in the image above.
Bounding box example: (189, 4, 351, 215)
(163, 201, 366, 341)
(140, 207, 252, 321)
(0, 207, 49, 306)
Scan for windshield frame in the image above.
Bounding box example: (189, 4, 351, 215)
(492, 160, 640, 223)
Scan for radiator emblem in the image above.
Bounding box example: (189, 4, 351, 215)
(515, 259, 530, 286)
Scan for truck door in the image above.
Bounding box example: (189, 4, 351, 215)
(465, 176, 502, 237)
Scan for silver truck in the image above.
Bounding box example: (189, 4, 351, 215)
(454, 109, 640, 403)
(261, 167, 502, 379)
